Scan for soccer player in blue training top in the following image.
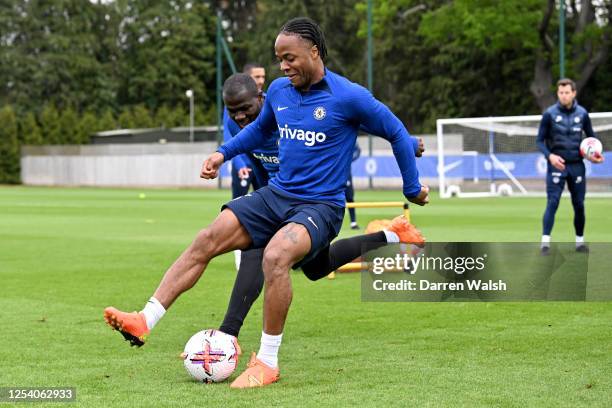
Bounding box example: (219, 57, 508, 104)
(536, 78, 604, 255)
(217, 72, 425, 350)
(105, 17, 428, 388)
(225, 62, 268, 200)
(223, 63, 270, 270)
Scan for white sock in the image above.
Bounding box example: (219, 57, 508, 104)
(576, 236, 584, 247)
(541, 235, 551, 248)
(141, 297, 166, 330)
(350, 221, 358, 227)
(257, 332, 283, 368)
(234, 250, 241, 270)
(384, 230, 400, 243)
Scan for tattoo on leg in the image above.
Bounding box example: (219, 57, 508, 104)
(282, 224, 298, 244)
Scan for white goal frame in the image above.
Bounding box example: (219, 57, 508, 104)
(436, 113, 612, 198)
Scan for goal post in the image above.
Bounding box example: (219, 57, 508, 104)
(436, 113, 612, 198)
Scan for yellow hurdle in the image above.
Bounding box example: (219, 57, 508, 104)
(333, 201, 411, 275)
(345, 201, 410, 221)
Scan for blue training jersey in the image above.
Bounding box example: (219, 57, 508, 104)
(223, 106, 280, 179)
(218, 68, 421, 207)
(223, 108, 255, 173)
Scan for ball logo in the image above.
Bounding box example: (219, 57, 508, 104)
(574, 116, 581, 123)
(313, 106, 326, 120)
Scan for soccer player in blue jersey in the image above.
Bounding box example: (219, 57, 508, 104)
(219, 73, 425, 343)
(226, 62, 268, 199)
(536, 78, 604, 255)
(105, 17, 428, 388)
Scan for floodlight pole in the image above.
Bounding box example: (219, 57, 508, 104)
(559, 1, 565, 78)
(216, 11, 223, 144)
(186, 89, 194, 143)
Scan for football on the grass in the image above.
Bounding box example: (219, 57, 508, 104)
(182, 329, 239, 383)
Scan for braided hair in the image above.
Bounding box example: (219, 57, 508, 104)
(279, 17, 327, 60)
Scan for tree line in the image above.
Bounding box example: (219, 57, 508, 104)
(1, 0, 611, 183)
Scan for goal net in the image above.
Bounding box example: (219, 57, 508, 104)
(436, 113, 612, 198)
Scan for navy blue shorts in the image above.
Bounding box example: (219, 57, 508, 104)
(222, 185, 344, 267)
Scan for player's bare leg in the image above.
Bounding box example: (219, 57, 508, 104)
(230, 223, 310, 388)
(261, 223, 310, 334)
(153, 209, 251, 308)
(104, 209, 252, 346)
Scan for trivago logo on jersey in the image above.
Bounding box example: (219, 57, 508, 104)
(252, 152, 279, 164)
(278, 124, 327, 146)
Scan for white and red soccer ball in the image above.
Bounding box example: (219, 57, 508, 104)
(183, 329, 239, 383)
(580, 137, 603, 162)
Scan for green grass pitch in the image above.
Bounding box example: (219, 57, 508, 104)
(1, 186, 611, 407)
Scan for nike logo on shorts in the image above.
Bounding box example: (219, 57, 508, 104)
(307, 216, 318, 229)
(277, 106, 289, 111)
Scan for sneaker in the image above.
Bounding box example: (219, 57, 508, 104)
(230, 352, 280, 388)
(350, 222, 360, 230)
(388, 215, 425, 247)
(540, 246, 550, 256)
(104, 307, 150, 347)
(576, 245, 589, 253)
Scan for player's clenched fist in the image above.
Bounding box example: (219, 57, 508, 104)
(200, 152, 225, 179)
(408, 185, 429, 206)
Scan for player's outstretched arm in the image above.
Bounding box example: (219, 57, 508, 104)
(344, 84, 426, 204)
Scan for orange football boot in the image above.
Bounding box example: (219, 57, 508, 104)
(104, 307, 150, 347)
(230, 352, 280, 389)
(387, 215, 425, 247)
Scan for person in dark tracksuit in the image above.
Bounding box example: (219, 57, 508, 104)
(536, 78, 604, 254)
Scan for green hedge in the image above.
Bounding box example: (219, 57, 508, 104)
(0, 104, 215, 184)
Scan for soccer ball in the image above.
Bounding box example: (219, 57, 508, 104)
(580, 137, 603, 161)
(182, 329, 239, 383)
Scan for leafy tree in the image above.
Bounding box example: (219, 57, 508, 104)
(154, 105, 173, 128)
(97, 108, 117, 132)
(19, 112, 43, 145)
(417, 0, 612, 111)
(116, 0, 216, 110)
(118, 108, 135, 129)
(39, 105, 62, 144)
(0, 0, 119, 113)
(169, 105, 188, 128)
(59, 107, 80, 144)
(131, 104, 154, 128)
(0, 105, 20, 183)
(78, 111, 98, 144)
